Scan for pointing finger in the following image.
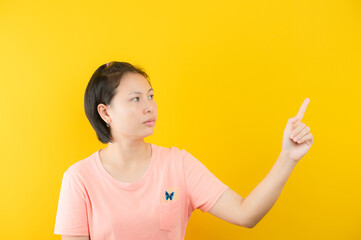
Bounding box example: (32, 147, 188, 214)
(295, 98, 310, 122)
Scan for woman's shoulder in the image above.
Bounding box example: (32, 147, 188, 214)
(154, 143, 190, 160)
(63, 151, 97, 177)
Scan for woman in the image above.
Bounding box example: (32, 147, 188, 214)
(54, 61, 314, 240)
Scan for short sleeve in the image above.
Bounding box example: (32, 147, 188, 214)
(54, 169, 90, 236)
(183, 150, 229, 212)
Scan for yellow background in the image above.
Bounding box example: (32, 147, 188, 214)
(1, 0, 360, 239)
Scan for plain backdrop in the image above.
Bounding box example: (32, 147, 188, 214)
(0, 0, 360, 239)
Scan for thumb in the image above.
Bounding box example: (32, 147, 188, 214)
(285, 116, 298, 133)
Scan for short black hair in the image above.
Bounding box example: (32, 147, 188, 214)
(84, 61, 151, 144)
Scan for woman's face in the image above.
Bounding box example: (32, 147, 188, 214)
(101, 72, 158, 140)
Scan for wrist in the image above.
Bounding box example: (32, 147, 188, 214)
(280, 149, 291, 158)
(279, 150, 297, 167)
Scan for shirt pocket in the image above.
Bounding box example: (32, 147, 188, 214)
(159, 200, 181, 231)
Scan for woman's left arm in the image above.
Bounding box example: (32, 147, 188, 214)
(208, 98, 314, 228)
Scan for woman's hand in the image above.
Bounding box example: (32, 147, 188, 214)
(281, 98, 314, 163)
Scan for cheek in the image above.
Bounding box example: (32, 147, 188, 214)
(112, 105, 135, 122)
(123, 107, 142, 124)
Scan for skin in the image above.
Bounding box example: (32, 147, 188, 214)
(283, 97, 313, 162)
(96, 72, 158, 180)
(207, 98, 314, 228)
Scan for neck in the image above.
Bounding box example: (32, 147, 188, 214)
(101, 140, 150, 167)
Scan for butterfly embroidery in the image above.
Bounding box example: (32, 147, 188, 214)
(165, 191, 175, 200)
(161, 186, 178, 203)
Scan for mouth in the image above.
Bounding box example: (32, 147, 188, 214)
(143, 119, 156, 123)
(143, 120, 156, 126)
(143, 120, 156, 124)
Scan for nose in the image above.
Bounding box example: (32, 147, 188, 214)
(144, 100, 154, 113)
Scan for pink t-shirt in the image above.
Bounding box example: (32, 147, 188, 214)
(54, 143, 229, 239)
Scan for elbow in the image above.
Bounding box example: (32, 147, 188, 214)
(243, 223, 255, 229)
(239, 220, 257, 229)
(237, 199, 258, 229)
(248, 222, 257, 229)
(237, 207, 256, 228)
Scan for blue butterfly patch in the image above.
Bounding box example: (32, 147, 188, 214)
(165, 191, 175, 200)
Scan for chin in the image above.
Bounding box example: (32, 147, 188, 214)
(139, 131, 154, 138)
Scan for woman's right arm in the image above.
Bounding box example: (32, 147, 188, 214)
(62, 236, 89, 240)
(55, 171, 90, 239)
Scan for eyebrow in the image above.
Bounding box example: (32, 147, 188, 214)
(129, 88, 154, 95)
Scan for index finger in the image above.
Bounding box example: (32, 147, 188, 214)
(295, 98, 310, 122)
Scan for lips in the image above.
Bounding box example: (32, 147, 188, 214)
(143, 118, 156, 123)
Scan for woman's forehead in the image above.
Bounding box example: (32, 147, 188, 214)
(116, 74, 151, 94)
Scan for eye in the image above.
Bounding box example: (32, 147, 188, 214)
(131, 95, 154, 102)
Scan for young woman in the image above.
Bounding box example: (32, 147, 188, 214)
(54, 61, 314, 240)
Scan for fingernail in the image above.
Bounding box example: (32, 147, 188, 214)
(294, 137, 298, 141)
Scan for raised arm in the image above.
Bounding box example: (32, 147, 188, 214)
(208, 98, 314, 228)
